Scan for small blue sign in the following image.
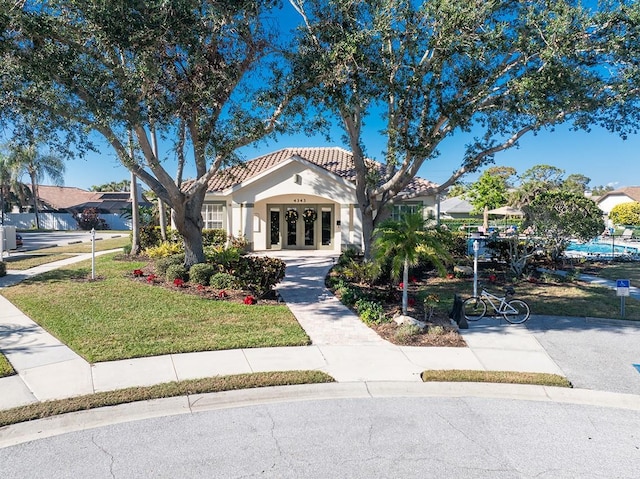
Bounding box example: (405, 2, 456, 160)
(617, 279, 630, 288)
(634, 364, 640, 374)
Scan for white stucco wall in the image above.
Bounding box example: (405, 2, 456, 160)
(598, 194, 633, 216)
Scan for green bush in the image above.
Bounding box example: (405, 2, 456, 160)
(138, 225, 163, 250)
(122, 243, 132, 255)
(189, 263, 216, 286)
(205, 245, 242, 270)
(341, 259, 380, 286)
(394, 323, 422, 342)
(337, 247, 360, 266)
(165, 264, 188, 283)
(209, 272, 239, 289)
(234, 256, 286, 297)
(354, 298, 386, 325)
(145, 241, 184, 259)
(335, 280, 359, 307)
(154, 254, 185, 278)
(0, 261, 6, 277)
(202, 229, 228, 247)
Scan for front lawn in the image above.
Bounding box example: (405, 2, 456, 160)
(1, 254, 310, 363)
(0, 354, 15, 377)
(422, 275, 640, 321)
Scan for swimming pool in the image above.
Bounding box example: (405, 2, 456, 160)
(566, 239, 639, 256)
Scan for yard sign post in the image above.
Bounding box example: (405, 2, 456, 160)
(616, 279, 630, 318)
(91, 228, 96, 280)
(473, 240, 479, 298)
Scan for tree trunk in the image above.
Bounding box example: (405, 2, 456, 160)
(361, 209, 375, 260)
(158, 199, 167, 241)
(130, 172, 140, 255)
(30, 173, 40, 229)
(402, 257, 409, 316)
(171, 189, 206, 268)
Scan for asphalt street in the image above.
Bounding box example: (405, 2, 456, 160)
(526, 315, 640, 395)
(1, 396, 638, 479)
(17, 231, 124, 251)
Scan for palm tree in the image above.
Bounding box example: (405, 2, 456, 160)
(9, 144, 66, 229)
(0, 151, 30, 224)
(374, 212, 450, 316)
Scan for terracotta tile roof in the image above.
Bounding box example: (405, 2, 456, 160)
(206, 147, 437, 194)
(37, 185, 99, 210)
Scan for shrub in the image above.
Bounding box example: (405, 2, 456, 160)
(122, 243, 132, 255)
(234, 256, 286, 297)
(138, 226, 163, 250)
(75, 207, 108, 230)
(154, 254, 185, 278)
(335, 280, 360, 307)
(341, 259, 380, 286)
(146, 241, 184, 259)
(354, 298, 386, 325)
(202, 229, 228, 247)
(209, 272, 239, 289)
(394, 323, 422, 342)
(205, 245, 241, 270)
(189, 263, 216, 286)
(165, 264, 188, 283)
(0, 261, 5, 277)
(337, 246, 360, 266)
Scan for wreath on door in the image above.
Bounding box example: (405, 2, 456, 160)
(285, 209, 299, 223)
(303, 208, 318, 224)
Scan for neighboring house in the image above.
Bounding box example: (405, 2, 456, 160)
(596, 186, 640, 216)
(37, 185, 150, 215)
(438, 196, 475, 219)
(201, 147, 438, 252)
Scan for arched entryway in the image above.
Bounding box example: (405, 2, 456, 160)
(268, 204, 334, 250)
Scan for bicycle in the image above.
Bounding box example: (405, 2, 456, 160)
(462, 286, 530, 324)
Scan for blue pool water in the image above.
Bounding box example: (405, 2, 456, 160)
(566, 239, 639, 255)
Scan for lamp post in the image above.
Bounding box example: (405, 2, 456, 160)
(473, 240, 479, 297)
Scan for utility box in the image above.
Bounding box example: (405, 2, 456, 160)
(0, 226, 17, 251)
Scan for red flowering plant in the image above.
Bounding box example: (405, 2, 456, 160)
(408, 297, 416, 307)
(488, 273, 497, 283)
(218, 290, 228, 299)
(244, 295, 256, 305)
(146, 274, 157, 283)
(197, 284, 205, 291)
(133, 269, 144, 277)
(173, 278, 185, 288)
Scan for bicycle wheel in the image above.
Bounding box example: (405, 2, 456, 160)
(462, 297, 487, 321)
(503, 299, 530, 324)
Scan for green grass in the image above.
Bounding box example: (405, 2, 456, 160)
(35, 236, 130, 254)
(1, 254, 310, 363)
(421, 370, 572, 387)
(0, 354, 15, 378)
(427, 276, 640, 321)
(2, 237, 131, 270)
(0, 370, 335, 427)
(583, 262, 640, 284)
(2, 254, 74, 270)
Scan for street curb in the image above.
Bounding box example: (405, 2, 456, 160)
(2, 381, 639, 449)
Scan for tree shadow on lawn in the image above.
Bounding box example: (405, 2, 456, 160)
(19, 267, 92, 285)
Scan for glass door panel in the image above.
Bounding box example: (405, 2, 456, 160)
(303, 207, 316, 246)
(286, 207, 297, 246)
(270, 209, 280, 247)
(321, 209, 332, 246)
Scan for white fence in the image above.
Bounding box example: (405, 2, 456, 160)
(2, 213, 132, 231)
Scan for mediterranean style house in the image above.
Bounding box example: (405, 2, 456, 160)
(200, 147, 438, 252)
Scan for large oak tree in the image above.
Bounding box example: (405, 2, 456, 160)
(290, 0, 640, 256)
(1, 0, 305, 266)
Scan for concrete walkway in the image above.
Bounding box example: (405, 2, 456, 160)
(0, 250, 567, 412)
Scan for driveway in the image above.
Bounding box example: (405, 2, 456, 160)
(526, 315, 640, 395)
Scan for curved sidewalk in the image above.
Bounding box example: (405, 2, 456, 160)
(0, 250, 567, 412)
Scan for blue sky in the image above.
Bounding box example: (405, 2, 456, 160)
(61, 120, 638, 192)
